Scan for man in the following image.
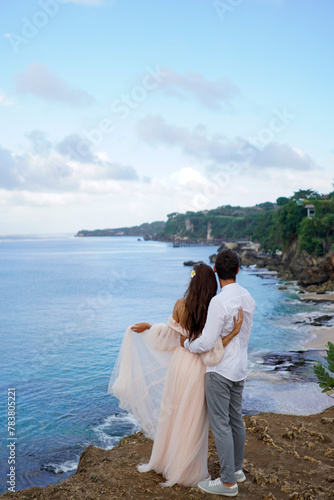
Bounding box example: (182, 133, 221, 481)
(184, 249, 256, 497)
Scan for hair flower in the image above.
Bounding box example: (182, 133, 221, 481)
(190, 270, 196, 279)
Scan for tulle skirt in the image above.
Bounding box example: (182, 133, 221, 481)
(137, 346, 209, 487)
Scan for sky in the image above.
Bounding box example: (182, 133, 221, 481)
(1, 0, 333, 234)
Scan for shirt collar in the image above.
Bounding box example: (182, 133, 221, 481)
(219, 282, 238, 292)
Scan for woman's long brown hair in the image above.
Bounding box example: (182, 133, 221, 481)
(183, 262, 218, 342)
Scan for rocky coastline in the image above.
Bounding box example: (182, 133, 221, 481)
(208, 240, 334, 294)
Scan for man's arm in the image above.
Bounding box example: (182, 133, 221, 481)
(184, 298, 226, 354)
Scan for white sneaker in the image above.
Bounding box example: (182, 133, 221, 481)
(199, 474, 212, 486)
(198, 477, 238, 496)
(235, 470, 246, 482)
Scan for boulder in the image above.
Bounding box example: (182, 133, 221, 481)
(183, 260, 204, 267)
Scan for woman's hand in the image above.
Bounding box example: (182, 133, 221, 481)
(180, 334, 187, 348)
(232, 307, 244, 335)
(131, 322, 152, 333)
(221, 307, 244, 348)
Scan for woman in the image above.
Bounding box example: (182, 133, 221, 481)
(108, 263, 243, 487)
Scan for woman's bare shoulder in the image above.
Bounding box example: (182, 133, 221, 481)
(172, 298, 186, 322)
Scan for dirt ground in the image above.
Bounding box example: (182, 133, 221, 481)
(1, 407, 334, 500)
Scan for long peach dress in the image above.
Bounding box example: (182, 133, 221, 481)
(108, 316, 222, 487)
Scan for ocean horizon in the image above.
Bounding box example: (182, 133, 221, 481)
(0, 234, 332, 494)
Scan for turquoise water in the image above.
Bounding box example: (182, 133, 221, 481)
(0, 235, 332, 493)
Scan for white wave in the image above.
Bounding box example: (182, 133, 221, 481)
(244, 379, 333, 415)
(99, 412, 140, 428)
(246, 367, 296, 383)
(92, 413, 140, 449)
(274, 307, 334, 337)
(44, 459, 79, 474)
(321, 301, 334, 307)
(284, 298, 304, 305)
(265, 383, 333, 415)
(246, 267, 277, 275)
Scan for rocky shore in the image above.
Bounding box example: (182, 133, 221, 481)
(1, 408, 333, 500)
(209, 240, 334, 293)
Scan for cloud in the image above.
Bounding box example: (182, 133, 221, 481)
(136, 114, 318, 172)
(0, 90, 14, 106)
(161, 69, 240, 110)
(25, 130, 52, 156)
(170, 167, 206, 185)
(136, 114, 250, 163)
(57, 133, 96, 163)
(0, 146, 75, 192)
(252, 143, 318, 171)
(15, 63, 95, 107)
(56, 134, 138, 180)
(101, 162, 138, 181)
(0, 130, 139, 192)
(0, 147, 23, 189)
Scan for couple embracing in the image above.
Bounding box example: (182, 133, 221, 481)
(109, 249, 256, 497)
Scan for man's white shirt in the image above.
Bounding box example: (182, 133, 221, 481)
(184, 282, 256, 382)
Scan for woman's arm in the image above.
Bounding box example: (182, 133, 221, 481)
(172, 298, 185, 324)
(221, 307, 244, 347)
(131, 322, 152, 333)
(181, 307, 244, 348)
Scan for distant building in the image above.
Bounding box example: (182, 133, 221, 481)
(305, 203, 315, 219)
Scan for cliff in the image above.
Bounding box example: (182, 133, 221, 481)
(281, 241, 334, 287)
(157, 202, 278, 244)
(236, 240, 334, 290)
(75, 192, 334, 258)
(75, 221, 165, 238)
(1, 408, 333, 499)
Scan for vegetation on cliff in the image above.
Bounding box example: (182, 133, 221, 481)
(299, 199, 334, 255)
(158, 189, 334, 256)
(76, 221, 165, 237)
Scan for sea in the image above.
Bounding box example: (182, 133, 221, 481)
(0, 235, 333, 493)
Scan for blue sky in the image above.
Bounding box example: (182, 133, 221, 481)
(1, 0, 333, 233)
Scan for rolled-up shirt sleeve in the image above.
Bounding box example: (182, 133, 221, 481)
(184, 297, 226, 354)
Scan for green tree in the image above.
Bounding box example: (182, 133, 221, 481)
(299, 218, 324, 256)
(299, 203, 334, 255)
(275, 200, 304, 249)
(276, 197, 289, 206)
(313, 342, 334, 398)
(292, 189, 320, 200)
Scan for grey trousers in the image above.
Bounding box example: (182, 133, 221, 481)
(205, 372, 246, 484)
